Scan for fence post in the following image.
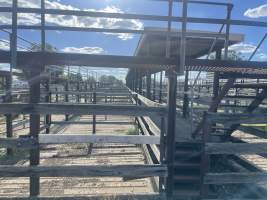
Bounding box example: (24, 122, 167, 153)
(5, 75, 13, 156)
(166, 68, 177, 198)
(93, 91, 96, 134)
(65, 81, 69, 121)
(29, 70, 41, 196)
(159, 115, 166, 192)
(201, 112, 210, 198)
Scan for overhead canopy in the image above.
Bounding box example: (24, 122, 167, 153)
(135, 27, 244, 58)
(127, 28, 267, 77)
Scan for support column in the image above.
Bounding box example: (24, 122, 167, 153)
(45, 78, 51, 134)
(29, 70, 41, 197)
(65, 81, 69, 121)
(183, 69, 189, 118)
(92, 92, 96, 134)
(166, 68, 177, 197)
(159, 71, 163, 103)
(213, 50, 221, 98)
(153, 73, 156, 101)
(138, 71, 143, 95)
(146, 71, 151, 99)
(5, 75, 13, 155)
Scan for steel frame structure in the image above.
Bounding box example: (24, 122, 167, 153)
(1, 0, 267, 199)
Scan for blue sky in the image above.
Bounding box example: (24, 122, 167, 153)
(0, 0, 267, 80)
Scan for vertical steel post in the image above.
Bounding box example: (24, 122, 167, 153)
(159, 116, 166, 192)
(181, 0, 188, 118)
(159, 71, 163, 103)
(93, 91, 96, 134)
(138, 71, 143, 95)
(146, 71, 151, 99)
(65, 66, 70, 121)
(6, 0, 18, 156)
(183, 69, 189, 118)
(224, 5, 233, 60)
(45, 78, 51, 134)
(153, 73, 156, 101)
(166, 67, 177, 198)
(29, 71, 41, 196)
(213, 50, 221, 101)
(200, 112, 210, 198)
(165, 0, 176, 197)
(5, 75, 13, 155)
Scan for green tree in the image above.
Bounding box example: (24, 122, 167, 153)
(31, 43, 64, 79)
(99, 75, 122, 85)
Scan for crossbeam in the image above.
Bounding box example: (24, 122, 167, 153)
(206, 143, 267, 155)
(0, 165, 167, 178)
(0, 103, 166, 116)
(0, 194, 166, 200)
(39, 134, 160, 145)
(205, 172, 267, 184)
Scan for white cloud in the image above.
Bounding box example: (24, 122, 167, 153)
(0, 39, 10, 50)
(0, 0, 143, 40)
(229, 43, 256, 54)
(62, 46, 105, 54)
(228, 43, 267, 61)
(258, 53, 267, 60)
(244, 4, 267, 18)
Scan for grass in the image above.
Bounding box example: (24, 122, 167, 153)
(242, 124, 267, 132)
(126, 125, 138, 135)
(0, 148, 28, 165)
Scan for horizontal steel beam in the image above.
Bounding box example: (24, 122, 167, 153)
(0, 164, 167, 178)
(0, 103, 167, 116)
(39, 134, 160, 145)
(0, 194, 166, 200)
(0, 50, 176, 68)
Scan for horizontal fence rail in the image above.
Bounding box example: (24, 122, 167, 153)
(0, 103, 166, 116)
(0, 164, 167, 178)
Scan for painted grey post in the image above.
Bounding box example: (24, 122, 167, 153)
(41, 0, 51, 134)
(146, 71, 151, 99)
(224, 4, 233, 61)
(166, 0, 174, 197)
(5, 75, 13, 155)
(181, 0, 188, 118)
(159, 71, 163, 103)
(6, 0, 18, 156)
(153, 73, 156, 101)
(29, 70, 41, 196)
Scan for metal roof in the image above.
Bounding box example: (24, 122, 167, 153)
(135, 27, 244, 58)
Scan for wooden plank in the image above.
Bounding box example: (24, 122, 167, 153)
(137, 117, 160, 161)
(206, 112, 267, 125)
(143, 116, 160, 136)
(52, 91, 131, 96)
(0, 164, 167, 178)
(0, 138, 37, 149)
(0, 103, 166, 116)
(238, 126, 267, 139)
(204, 172, 267, 184)
(206, 143, 267, 155)
(142, 143, 160, 191)
(39, 134, 160, 145)
(0, 194, 166, 200)
(51, 121, 134, 125)
(134, 92, 165, 108)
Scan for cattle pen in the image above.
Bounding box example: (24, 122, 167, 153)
(1, 0, 267, 199)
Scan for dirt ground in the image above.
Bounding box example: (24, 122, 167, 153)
(0, 115, 154, 197)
